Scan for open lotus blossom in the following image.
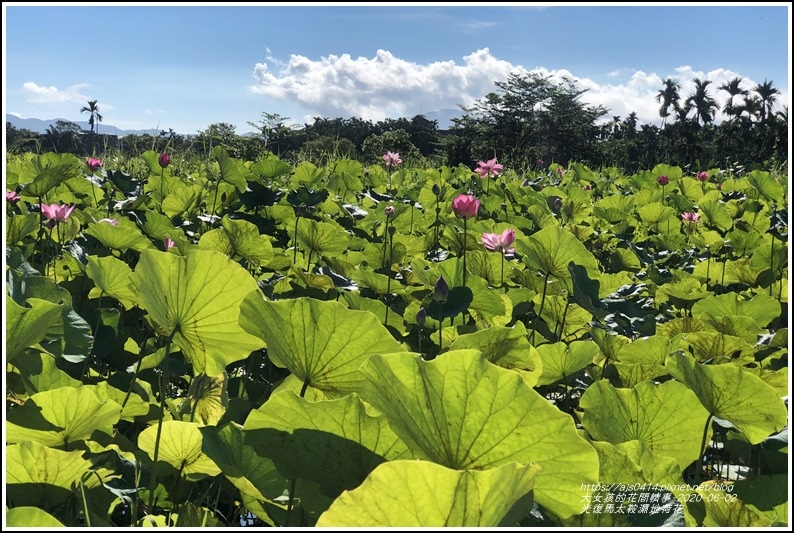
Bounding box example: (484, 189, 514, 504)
(382, 151, 402, 168)
(696, 171, 709, 182)
(6, 190, 21, 203)
(481, 228, 516, 254)
(474, 157, 504, 179)
(681, 212, 700, 223)
(451, 194, 480, 219)
(40, 203, 76, 222)
(98, 218, 119, 226)
(86, 157, 103, 172)
(657, 175, 669, 186)
(159, 152, 171, 168)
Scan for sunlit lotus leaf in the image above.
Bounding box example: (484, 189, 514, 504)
(678, 177, 704, 200)
(680, 331, 755, 364)
(291, 266, 337, 293)
(666, 353, 787, 444)
(239, 295, 406, 396)
(316, 460, 540, 527)
(6, 296, 63, 363)
(86, 255, 138, 310)
(579, 379, 710, 469)
(657, 316, 705, 338)
(199, 423, 288, 526)
(211, 146, 249, 192)
(133, 249, 265, 376)
(138, 420, 221, 478)
(342, 292, 408, 336)
(6, 212, 40, 244)
(163, 183, 203, 218)
(726, 229, 764, 257)
(6, 441, 97, 508)
(5, 507, 65, 527)
(697, 198, 733, 232)
(514, 226, 600, 284)
(750, 242, 788, 275)
(244, 390, 411, 498)
(745, 170, 784, 203)
(699, 315, 764, 344)
(197, 227, 233, 256)
(328, 159, 365, 193)
(607, 362, 670, 388)
(221, 216, 275, 266)
(733, 475, 788, 524)
(357, 350, 599, 518)
(90, 381, 150, 421)
(20, 163, 81, 198)
(84, 222, 155, 253)
(590, 327, 630, 364)
(139, 211, 178, 240)
(180, 372, 229, 426)
(251, 155, 293, 181)
(6, 386, 121, 447)
(534, 293, 592, 339)
(595, 194, 635, 222)
(697, 481, 773, 527)
(618, 335, 679, 365)
(450, 322, 542, 387)
(173, 503, 224, 527)
(536, 340, 599, 386)
(692, 293, 780, 328)
(296, 218, 350, 257)
(655, 278, 710, 307)
(637, 202, 677, 225)
(13, 350, 81, 394)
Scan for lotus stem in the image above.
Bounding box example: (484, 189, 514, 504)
(530, 272, 551, 345)
(695, 414, 713, 485)
(462, 217, 467, 288)
(148, 329, 177, 512)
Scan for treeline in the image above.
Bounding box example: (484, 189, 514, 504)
(5, 73, 788, 174)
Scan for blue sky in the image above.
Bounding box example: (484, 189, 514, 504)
(3, 3, 791, 135)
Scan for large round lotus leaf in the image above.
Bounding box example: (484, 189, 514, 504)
(579, 380, 710, 469)
(514, 226, 600, 284)
(697, 481, 773, 527)
(666, 353, 787, 444)
(691, 292, 780, 328)
(745, 170, 784, 203)
(606, 362, 670, 388)
(357, 350, 599, 519)
(698, 198, 734, 232)
(449, 321, 542, 387)
(138, 420, 221, 478)
(6, 296, 63, 363)
(536, 340, 599, 386)
(6, 440, 97, 508)
(239, 295, 406, 396)
(86, 255, 138, 310)
(215, 216, 274, 266)
(316, 460, 541, 527)
(211, 146, 249, 192)
(5, 506, 65, 527)
(13, 351, 81, 395)
(296, 218, 350, 257)
(6, 386, 121, 447)
(182, 372, 228, 426)
(680, 331, 755, 365)
(199, 423, 288, 526)
(84, 222, 155, 252)
(133, 249, 265, 376)
(699, 315, 764, 344)
(90, 381, 150, 421)
(619, 335, 680, 365)
(243, 390, 411, 498)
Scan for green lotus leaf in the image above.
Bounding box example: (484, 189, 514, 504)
(357, 350, 599, 518)
(6, 296, 63, 363)
(197, 227, 233, 256)
(697, 481, 773, 527)
(12, 350, 81, 394)
(699, 314, 764, 344)
(328, 159, 365, 193)
(199, 423, 288, 526)
(138, 420, 221, 478)
(6, 386, 121, 447)
(173, 503, 224, 527)
(732, 475, 788, 524)
(657, 316, 705, 338)
(579, 380, 711, 469)
(133, 249, 265, 376)
(655, 278, 710, 306)
(251, 154, 293, 181)
(698, 198, 734, 232)
(680, 331, 755, 364)
(84, 222, 155, 253)
(20, 163, 81, 198)
(139, 211, 178, 240)
(290, 265, 337, 293)
(750, 242, 788, 275)
(240, 295, 406, 395)
(666, 353, 787, 444)
(606, 362, 670, 388)
(514, 226, 600, 285)
(296, 218, 350, 257)
(342, 292, 408, 336)
(449, 322, 542, 386)
(219, 216, 275, 266)
(86, 255, 138, 310)
(590, 327, 630, 364)
(212, 146, 249, 192)
(162, 184, 202, 217)
(182, 372, 229, 426)
(745, 170, 784, 203)
(316, 460, 541, 527)
(5, 506, 65, 527)
(244, 390, 411, 498)
(536, 340, 599, 386)
(619, 335, 679, 365)
(351, 269, 397, 295)
(534, 293, 593, 339)
(6, 441, 97, 508)
(726, 229, 764, 257)
(90, 381, 151, 421)
(691, 293, 780, 328)
(6, 212, 40, 244)
(637, 202, 677, 225)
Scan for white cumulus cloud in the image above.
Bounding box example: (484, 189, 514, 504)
(22, 82, 91, 104)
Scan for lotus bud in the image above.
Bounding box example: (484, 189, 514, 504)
(416, 307, 427, 326)
(433, 275, 449, 303)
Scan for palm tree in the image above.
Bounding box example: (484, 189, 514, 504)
(753, 79, 780, 123)
(655, 78, 681, 128)
(718, 77, 748, 124)
(80, 99, 103, 152)
(685, 78, 720, 126)
(736, 95, 764, 124)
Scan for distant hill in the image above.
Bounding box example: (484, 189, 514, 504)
(6, 114, 165, 137)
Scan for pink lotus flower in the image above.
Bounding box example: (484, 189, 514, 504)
(40, 203, 76, 222)
(384, 205, 396, 218)
(159, 152, 171, 168)
(681, 212, 700, 223)
(6, 190, 21, 203)
(556, 167, 565, 176)
(657, 175, 669, 186)
(451, 194, 480, 219)
(696, 171, 709, 182)
(164, 237, 176, 250)
(382, 151, 402, 168)
(86, 157, 103, 172)
(481, 228, 516, 254)
(474, 158, 504, 179)
(98, 218, 118, 226)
